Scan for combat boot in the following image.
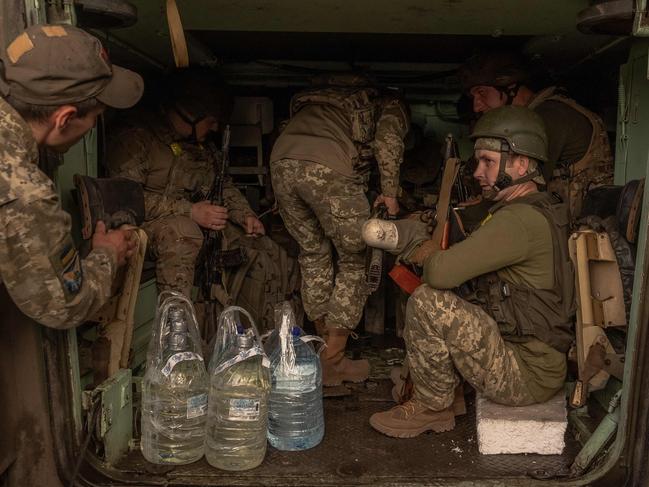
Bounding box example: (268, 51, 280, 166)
(321, 328, 370, 386)
(369, 398, 455, 438)
(314, 317, 328, 338)
(389, 366, 466, 416)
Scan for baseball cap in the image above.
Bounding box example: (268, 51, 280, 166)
(0, 24, 143, 109)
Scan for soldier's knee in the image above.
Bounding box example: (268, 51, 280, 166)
(408, 286, 462, 332)
(329, 195, 369, 254)
(156, 215, 203, 255)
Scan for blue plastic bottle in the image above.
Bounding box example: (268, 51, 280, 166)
(267, 325, 324, 450)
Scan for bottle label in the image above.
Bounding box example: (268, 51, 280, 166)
(228, 399, 261, 421)
(161, 351, 204, 377)
(187, 393, 208, 419)
(275, 363, 316, 392)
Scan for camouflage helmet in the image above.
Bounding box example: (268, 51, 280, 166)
(470, 105, 549, 162)
(459, 51, 529, 91)
(165, 67, 232, 123)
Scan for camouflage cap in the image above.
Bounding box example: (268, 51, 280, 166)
(0, 24, 143, 108)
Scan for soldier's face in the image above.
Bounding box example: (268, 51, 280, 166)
(45, 105, 105, 153)
(473, 149, 501, 193)
(194, 116, 219, 142)
(469, 85, 506, 113)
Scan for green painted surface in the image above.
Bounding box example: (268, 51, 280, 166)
(615, 39, 649, 183)
(96, 368, 133, 465)
(111, 0, 591, 69)
(580, 37, 649, 485)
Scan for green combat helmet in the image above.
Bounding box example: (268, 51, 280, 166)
(459, 51, 529, 103)
(165, 68, 232, 140)
(470, 105, 548, 196)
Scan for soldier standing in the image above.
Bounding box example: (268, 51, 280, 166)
(270, 73, 410, 386)
(369, 106, 575, 436)
(460, 51, 614, 219)
(0, 25, 143, 328)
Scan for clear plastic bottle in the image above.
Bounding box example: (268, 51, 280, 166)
(206, 331, 271, 471)
(267, 326, 324, 451)
(141, 303, 209, 464)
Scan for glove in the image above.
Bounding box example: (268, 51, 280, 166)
(402, 239, 440, 266)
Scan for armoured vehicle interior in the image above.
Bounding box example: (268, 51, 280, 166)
(2, 1, 649, 486)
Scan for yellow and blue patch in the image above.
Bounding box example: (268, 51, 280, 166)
(49, 236, 83, 300)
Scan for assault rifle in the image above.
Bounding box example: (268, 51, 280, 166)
(388, 133, 462, 294)
(194, 125, 246, 335)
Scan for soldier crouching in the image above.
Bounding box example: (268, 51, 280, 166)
(367, 105, 576, 437)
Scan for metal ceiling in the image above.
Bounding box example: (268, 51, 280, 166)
(104, 0, 595, 69)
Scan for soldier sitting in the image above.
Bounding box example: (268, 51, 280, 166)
(459, 50, 614, 220)
(107, 68, 297, 336)
(369, 106, 576, 437)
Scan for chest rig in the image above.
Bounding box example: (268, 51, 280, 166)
(462, 193, 576, 353)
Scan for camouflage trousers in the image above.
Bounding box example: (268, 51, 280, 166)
(144, 214, 203, 299)
(271, 158, 370, 330)
(144, 215, 244, 298)
(405, 285, 536, 411)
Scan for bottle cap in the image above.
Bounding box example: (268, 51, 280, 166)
(237, 334, 253, 349)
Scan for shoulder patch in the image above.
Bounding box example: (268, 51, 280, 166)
(49, 236, 83, 300)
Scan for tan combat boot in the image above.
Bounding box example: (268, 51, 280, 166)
(314, 317, 328, 338)
(389, 366, 466, 416)
(369, 398, 455, 438)
(321, 328, 370, 386)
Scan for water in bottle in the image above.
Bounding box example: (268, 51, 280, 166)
(267, 306, 324, 450)
(206, 329, 271, 471)
(141, 301, 209, 464)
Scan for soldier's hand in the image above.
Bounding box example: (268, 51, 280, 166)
(245, 215, 266, 237)
(374, 194, 400, 216)
(405, 239, 440, 267)
(191, 201, 228, 230)
(92, 221, 136, 267)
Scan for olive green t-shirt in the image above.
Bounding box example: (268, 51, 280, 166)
(422, 199, 567, 402)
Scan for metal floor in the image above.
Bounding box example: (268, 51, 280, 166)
(102, 380, 580, 487)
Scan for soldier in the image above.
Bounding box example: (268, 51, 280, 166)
(107, 68, 297, 335)
(270, 73, 410, 386)
(369, 106, 575, 437)
(0, 25, 143, 328)
(459, 50, 614, 219)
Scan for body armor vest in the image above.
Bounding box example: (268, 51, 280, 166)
(528, 87, 614, 219)
(463, 193, 576, 353)
(290, 86, 380, 146)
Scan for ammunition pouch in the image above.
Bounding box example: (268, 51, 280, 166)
(74, 174, 145, 239)
(213, 247, 247, 270)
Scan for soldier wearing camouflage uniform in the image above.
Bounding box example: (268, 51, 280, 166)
(460, 51, 614, 220)
(369, 106, 575, 437)
(270, 73, 409, 386)
(108, 69, 263, 300)
(0, 25, 143, 328)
